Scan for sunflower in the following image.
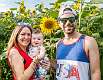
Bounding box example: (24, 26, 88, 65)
(40, 17, 59, 35)
(73, 0, 80, 10)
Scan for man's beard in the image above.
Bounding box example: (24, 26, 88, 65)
(63, 26, 75, 34)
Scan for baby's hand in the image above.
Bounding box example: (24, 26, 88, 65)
(40, 59, 50, 70)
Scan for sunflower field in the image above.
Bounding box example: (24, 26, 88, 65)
(0, 0, 103, 80)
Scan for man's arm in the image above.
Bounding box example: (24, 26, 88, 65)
(85, 36, 101, 80)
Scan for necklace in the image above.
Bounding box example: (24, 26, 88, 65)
(64, 37, 69, 39)
(64, 37, 70, 40)
(64, 36, 74, 40)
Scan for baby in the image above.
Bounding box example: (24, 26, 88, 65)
(29, 28, 49, 80)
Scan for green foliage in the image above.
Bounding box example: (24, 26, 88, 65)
(0, 50, 12, 80)
(56, 0, 71, 3)
(91, 0, 103, 3)
(0, 57, 12, 80)
(0, 12, 16, 53)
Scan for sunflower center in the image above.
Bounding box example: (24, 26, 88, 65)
(45, 21, 53, 29)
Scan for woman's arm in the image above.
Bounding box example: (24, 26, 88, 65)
(8, 48, 37, 80)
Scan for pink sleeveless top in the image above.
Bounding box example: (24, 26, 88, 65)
(7, 46, 35, 80)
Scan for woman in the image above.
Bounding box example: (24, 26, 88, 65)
(7, 24, 40, 80)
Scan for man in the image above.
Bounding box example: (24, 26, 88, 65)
(56, 4, 101, 80)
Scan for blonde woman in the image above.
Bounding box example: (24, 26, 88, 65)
(7, 24, 39, 80)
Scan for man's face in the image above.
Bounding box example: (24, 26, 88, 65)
(58, 13, 76, 34)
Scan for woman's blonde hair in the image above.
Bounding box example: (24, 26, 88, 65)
(6, 25, 32, 56)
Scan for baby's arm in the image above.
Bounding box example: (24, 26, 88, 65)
(37, 45, 45, 60)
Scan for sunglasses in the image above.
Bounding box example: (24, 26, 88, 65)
(58, 17, 76, 24)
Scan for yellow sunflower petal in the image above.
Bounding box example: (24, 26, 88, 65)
(40, 17, 59, 35)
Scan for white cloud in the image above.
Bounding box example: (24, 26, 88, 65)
(0, 3, 6, 7)
(0, 3, 7, 12)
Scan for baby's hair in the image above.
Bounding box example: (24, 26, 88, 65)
(32, 28, 44, 39)
(33, 28, 42, 34)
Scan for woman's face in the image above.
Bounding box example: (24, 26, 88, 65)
(17, 27, 32, 48)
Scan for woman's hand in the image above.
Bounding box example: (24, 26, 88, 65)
(32, 56, 40, 64)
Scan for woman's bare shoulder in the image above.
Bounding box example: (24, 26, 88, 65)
(9, 47, 23, 60)
(9, 47, 18, 56)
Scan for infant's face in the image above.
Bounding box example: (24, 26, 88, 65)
(31, 33, 43, 47)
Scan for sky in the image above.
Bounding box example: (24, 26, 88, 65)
(0, 0, 103, 12)
(0, 0, 56, 12)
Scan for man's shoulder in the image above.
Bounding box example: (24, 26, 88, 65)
(56, 38, 63, 48)
(84, 35, 97, 48)
(57, 38, 62, 43)
(84, 35, 96, 42)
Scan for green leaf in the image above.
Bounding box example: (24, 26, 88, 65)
(91, 0, 103, 3)
(56, 0, 72, 3)
(49, 10, 58, 18)
(10, 8, 17, 11)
